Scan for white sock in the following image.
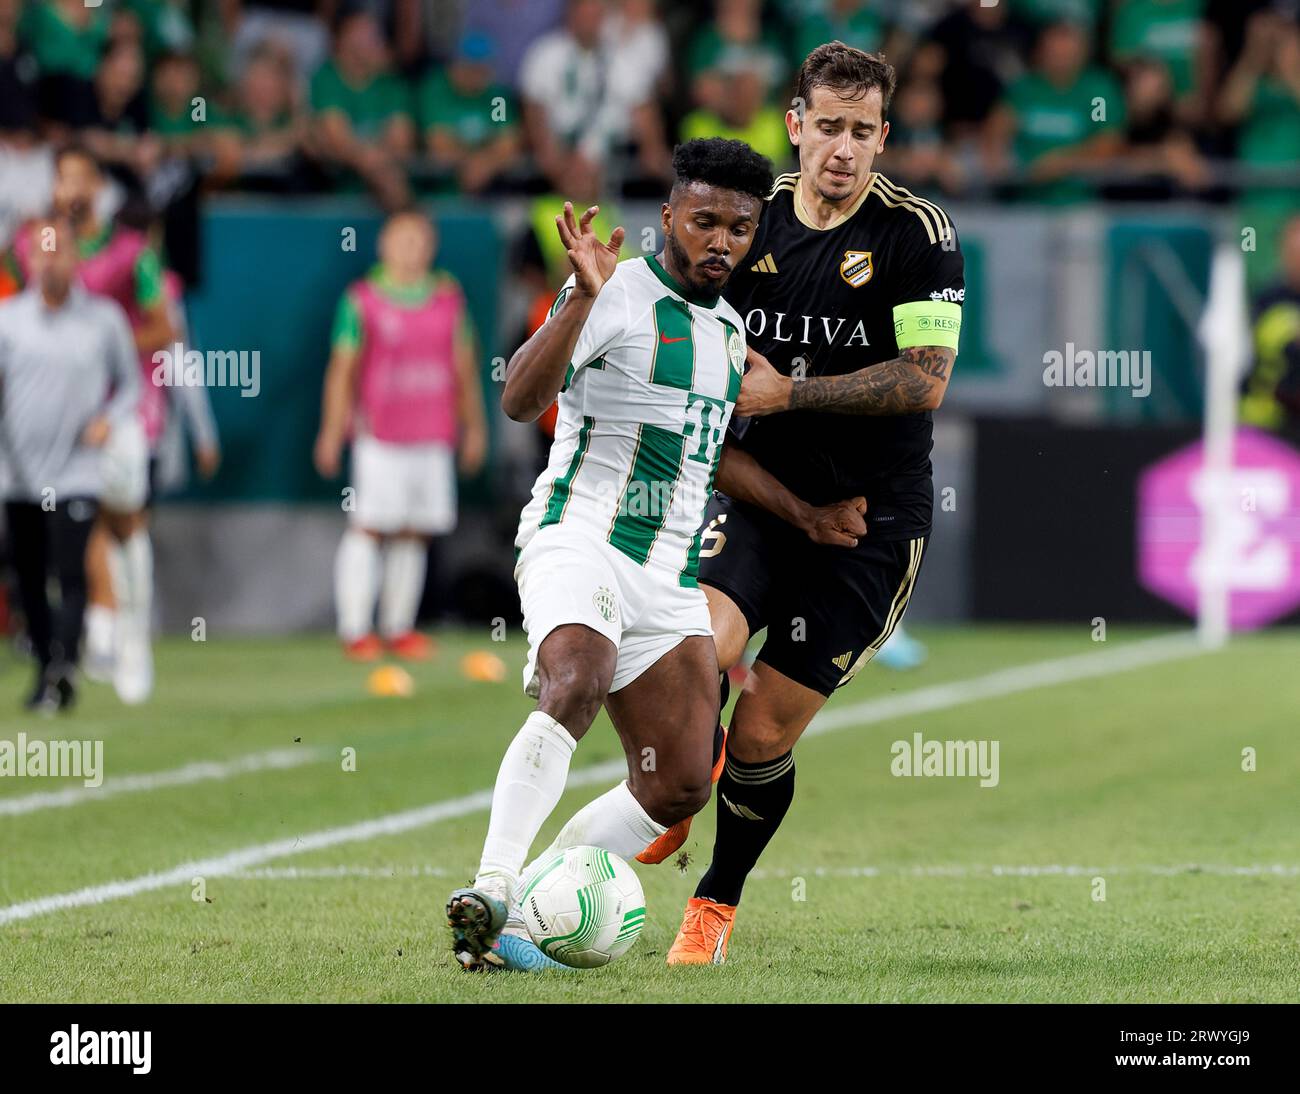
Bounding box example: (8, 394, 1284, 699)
(117, 530, 153, 636)
(518, 781, 667, 894)
(85, 603, 116, 654)
(475, 710, 578, 895)
(335, 528, 380, 641)
(378, 537, 427, 638)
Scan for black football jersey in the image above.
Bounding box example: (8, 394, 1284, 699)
(724, 171, 965, 540)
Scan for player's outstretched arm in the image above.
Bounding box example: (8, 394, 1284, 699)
(736, 344, 955, 418)
(715, 444, 867, 548)
(501, 202, 624, 422)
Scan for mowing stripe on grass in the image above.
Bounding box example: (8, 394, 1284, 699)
(0, 748, 325, 817)
(0, 634, 1205, 926)
(749, 863, 1300, 879)
(0, 761, 622, 926)
(228, 862, 1300, 881)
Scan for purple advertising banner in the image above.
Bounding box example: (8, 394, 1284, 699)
(1138, 428, 1300, 630)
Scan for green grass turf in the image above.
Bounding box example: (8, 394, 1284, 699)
(1, 625, 1298, 1002)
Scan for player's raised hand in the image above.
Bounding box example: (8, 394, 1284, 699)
(459, 420, 488, 476)
(803, 496, 868, 548)
(556, 202, 624, 298)
(313, 431, 342, 479)
(736, 346, 793, 417)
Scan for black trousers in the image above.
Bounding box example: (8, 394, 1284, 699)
(5, 498, 98, 671)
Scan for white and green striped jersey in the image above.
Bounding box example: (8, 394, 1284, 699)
(516, 255, 747, 587)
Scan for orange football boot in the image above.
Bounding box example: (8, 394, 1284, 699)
(344, 634, 384, 662)
(387, 631, 436, 661)
(636, 726, 727, 865)
(666, 897, 736, 965)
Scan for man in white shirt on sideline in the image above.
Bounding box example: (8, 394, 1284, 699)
(0, 215, 139, 712)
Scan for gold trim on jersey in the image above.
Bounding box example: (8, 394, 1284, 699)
(789, 171, 878, 231)
(768, 174, 798, 201)
(837, 535, 925, 686)
(769, 171, 954, 245)
(867, 175, 953, 246)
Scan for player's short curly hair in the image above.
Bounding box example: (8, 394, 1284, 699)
(670, 138, 774, 204)
(794, 41, 896, 119)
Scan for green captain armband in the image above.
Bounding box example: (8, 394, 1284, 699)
(892, 299, 962, 351)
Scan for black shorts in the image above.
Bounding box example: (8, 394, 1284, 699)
(697, 494, 928, 697)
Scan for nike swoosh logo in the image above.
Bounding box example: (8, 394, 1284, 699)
(659, 332, 689, 344)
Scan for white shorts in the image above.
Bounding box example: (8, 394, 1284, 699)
(100, 417, 150, 513)
(351, 435, 456, 535)
(516, 523, 713, 696)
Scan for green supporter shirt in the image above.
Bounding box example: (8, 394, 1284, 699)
(792, 9, 884, 68)
(686, 25, 787, 89)
(123, 0, 196, 61)
(1007, 68, 1125, 202)
(19, 1, 109, 80)
(1010, 0, 1103, 26)
(418, 69, 516, 148)
(229, 106, 295, 139)
(1237, 78, 1300, 166)
(151, 101, 200, 137)
(310, 60, 412, 140)
(330, 267, 469, 353)
(151, 96, 237, 137)
(1110, 0, 1203, 97)
(153, 95, 241, 137)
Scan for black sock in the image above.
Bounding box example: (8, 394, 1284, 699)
(695, 750, 795, 906)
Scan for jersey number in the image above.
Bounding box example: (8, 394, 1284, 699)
(683, 392, 726, 466)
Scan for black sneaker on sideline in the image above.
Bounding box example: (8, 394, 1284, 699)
(23, 671, 58, 715)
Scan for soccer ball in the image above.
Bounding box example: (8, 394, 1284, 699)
(519, 845, 646, 968)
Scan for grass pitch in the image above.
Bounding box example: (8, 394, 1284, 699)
(1, 625, 1297, 1003)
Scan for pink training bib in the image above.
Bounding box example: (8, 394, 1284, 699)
(353, 276, 462, 446)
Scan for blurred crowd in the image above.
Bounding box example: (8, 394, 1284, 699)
(2, 0, 1299, 226)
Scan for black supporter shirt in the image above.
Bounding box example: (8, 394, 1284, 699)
(724, 170, 965, 541)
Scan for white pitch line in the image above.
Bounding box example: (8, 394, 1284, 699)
(236, 865, 458, 879)
(0, 747, 324, 817)
(806, 632, 1202, 736)
(0, 634, 1206, 926)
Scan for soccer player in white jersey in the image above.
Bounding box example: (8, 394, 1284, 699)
(447, 139, 775, 970)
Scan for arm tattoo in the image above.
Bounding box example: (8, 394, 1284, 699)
(787, 346, 955, 415)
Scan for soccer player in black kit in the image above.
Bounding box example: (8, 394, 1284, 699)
(661, 42, 966, 964)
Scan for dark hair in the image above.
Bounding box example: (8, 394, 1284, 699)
(794, 41, 897, 120)
(671, 138, 774, 203)
(333, 4, 375, 37)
